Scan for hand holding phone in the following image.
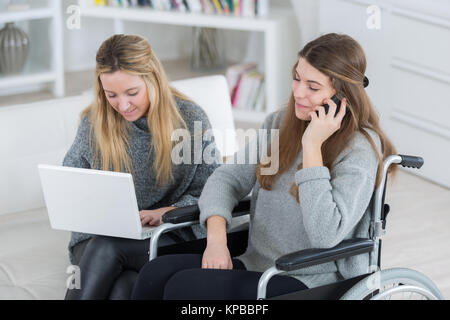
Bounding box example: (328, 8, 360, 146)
(304, 95, 347, 147)
(316, 95, 342, 117)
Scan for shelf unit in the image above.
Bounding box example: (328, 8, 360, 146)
(77, 0, 300, 123)
(0, 0, 64, 97)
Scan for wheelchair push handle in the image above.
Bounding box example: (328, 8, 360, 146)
(398, 154, 424, 169)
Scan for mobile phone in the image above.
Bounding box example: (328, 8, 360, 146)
(316, 95, 342, 117)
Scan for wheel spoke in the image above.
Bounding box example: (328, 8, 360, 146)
(340, 268, 443, 300)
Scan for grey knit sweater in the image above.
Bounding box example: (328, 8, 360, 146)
(63, 98, 221, 264)
(198, 108, 381, 289)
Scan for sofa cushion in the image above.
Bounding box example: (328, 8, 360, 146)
(0, 94, 93, 217)
(0, 208, 70, 300)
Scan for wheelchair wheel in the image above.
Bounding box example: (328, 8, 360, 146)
(340, 268, 445, 300)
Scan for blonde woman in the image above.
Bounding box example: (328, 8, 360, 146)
(63, 34, 221, 300)
(132, 33, 398, 300)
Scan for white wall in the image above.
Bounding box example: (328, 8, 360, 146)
(290, 0, 319, 46)
(316, 0, 450, 188)
(384, 0, 450, 19)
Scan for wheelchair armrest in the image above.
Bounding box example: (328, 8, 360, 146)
(162, 197, 251, 224)
(275, 239, 375, 272)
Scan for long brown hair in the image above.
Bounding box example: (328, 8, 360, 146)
(257, 33, 397, 201)
(81, 34, 191, 186)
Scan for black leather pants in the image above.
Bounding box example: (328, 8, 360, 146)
(65, 234, 178, 300)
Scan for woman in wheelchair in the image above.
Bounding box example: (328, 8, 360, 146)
(63, 34, 221, 300)
(131, 33, 399, 300)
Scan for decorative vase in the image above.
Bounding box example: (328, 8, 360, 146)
(0, 22, 30, 75)
(191, 27, 225, 71)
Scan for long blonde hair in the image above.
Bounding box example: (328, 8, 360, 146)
(82, 34, 191, 186)
(257, 33, 397, 202)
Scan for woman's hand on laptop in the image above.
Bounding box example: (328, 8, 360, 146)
(139, 206, 176, 226)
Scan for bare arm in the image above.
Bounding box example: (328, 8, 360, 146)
(302, 144, 324, 169)
(202, 215, 232, 270)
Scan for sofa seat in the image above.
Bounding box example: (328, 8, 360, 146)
(0, 208, 70, 299)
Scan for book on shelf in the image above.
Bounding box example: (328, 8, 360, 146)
(186, 0, 202, 12)
(253, 77, 265, 112)
(211, 0, 222, 14)
(226, 63, 265, 112)
(92, 0, 271, 17)
(225, 62, 256, 96)
(241, 0, 254, 18)
(94, 0, 109, 5)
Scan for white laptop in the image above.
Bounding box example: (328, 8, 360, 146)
(38, 164, 155, 240)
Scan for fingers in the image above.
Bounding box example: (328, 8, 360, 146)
(311, 105, 326, 120)
(150, 219, 162, 226)
(139, 212, 146, 225)
(202, 251, 233, 270)
(148, 216, 161, 226)
(317, 105, 326, 118)
(309, 109, 319, 121)
(140, 210, 163, 226)
(203, 262, 231, 270)
(314, 98, 347, 121)
(141, 214, 157, 226)
(202, 259, 228, 269)
(324, 98, 337, 118)
(336, 98, 347, 121)
(141, 215, 151, 226)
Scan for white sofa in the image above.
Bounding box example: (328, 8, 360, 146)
(0, 75, 238, 299)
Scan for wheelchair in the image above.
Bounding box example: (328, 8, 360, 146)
(148, 154, 445, 300)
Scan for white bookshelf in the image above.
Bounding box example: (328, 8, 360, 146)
(232, 108, 267, 124)
(0, 8, 53, 24)
(77, 0, 300, 123)
(0, 0, 64, 97)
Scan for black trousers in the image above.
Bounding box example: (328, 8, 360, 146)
(65, 233, 181, 300)
(131, 254, 308, 300)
